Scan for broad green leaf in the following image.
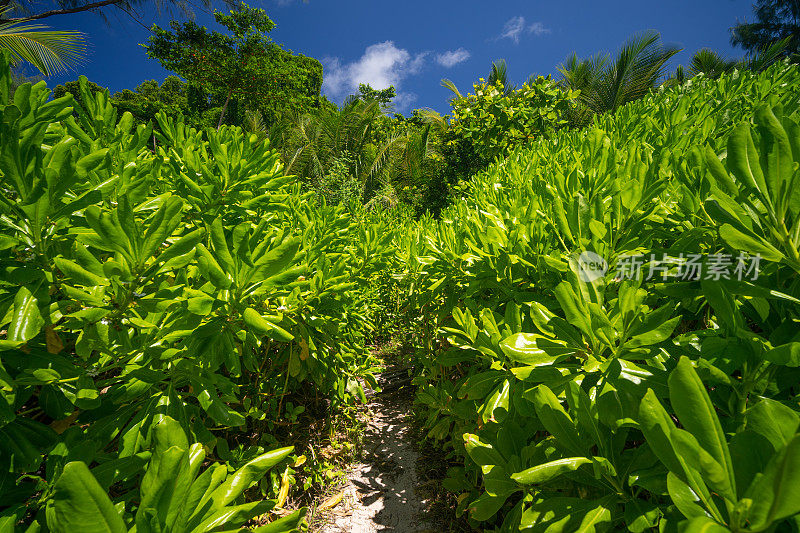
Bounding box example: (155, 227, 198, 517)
(719, 224, 784, 263)
(554, 282, 591, 339)
(242, 308, 294, 342)
(46, 461, 126, 533)
(574, 500, 612, 533)
(209, 218, 235, 274)
(638, 389, 685, 474)
(196, 243, 232, 289)
(754, 105, 793, 215)
(727, 123, 767, 196)
(463, 434, 505, 469)
(667, 472, 708, 520)
(252, 508, 307, 532)
(624, 500, 661, 533)
(671, 429, 735, 501)
(626, 311, 680, 348)
(499, 333, 558, 365)
(8, 286, 43, 343)
(480, 379, 510, 424)
(467, 492, 506, 522)
(191, 500, 275, 533)
(139, 196, 184, 262)
(256, 236, 301, 282)
(746, 398, 800, 449)
(681, 516, 730, 532)
(484, 464, 517, 497)
(746, 434, 800, 529)
(532, 385, 586, 456)
(763, 342, 800, 367)
(54, 257, 108, 287)
(203, 446, 293, 512)
(668, 357, 735, 496)
(511, 457, 591, 484)
(458, 371, 505, 400)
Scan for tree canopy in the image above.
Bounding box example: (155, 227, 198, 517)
(144, 2, 323, 128)
(731, 0, 800, 57)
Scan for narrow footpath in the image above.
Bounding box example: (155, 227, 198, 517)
(318, 367, 433, 532)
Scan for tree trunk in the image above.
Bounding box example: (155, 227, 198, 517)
(217, 92, 231, 130)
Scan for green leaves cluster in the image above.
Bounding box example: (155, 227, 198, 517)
(44, 417, 303, 533)
(403, 61, 800, 531)
(444, 76, 577, 182)
(0, 51, 390, 530)
(143, 2, 323, 128)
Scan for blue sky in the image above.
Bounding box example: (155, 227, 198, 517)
(44, 0, 756, 114)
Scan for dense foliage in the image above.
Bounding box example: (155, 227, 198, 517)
(440, 76, 578, 190)
(401, 62, 800, 531)
(0, 53, 393, 531)
(144, 3, 324, 128)
(730, 0, 800, 58)
(5, 1, 800, 528)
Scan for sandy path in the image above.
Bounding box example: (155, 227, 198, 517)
(319, 371, 430, 532)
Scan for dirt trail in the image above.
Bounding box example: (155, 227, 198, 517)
(319, 369, 432, 532)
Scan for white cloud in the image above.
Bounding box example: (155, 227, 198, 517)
(500, 16, 527, 43)
(498, 16, 551, 43)
(529, 21, 551, 36)
(393, 92, 419, 111)
(435, 48, 471, 68)
(323, 41, 428, 111)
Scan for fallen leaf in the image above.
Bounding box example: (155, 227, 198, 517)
(318, 491, 344, 512)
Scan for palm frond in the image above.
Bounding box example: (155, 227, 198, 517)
(441, 78, 462, 99)
(563, 30, 680, 115)
(744, 36, 792, 72)
(415, 108, 447, 131)
(689, 48, 736, 78)
(0, 7, 84, 75)
(488, 59, 515, 94)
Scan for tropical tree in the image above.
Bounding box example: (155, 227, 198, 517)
(442, 59, 514, 99)
(671, 38, 791, 82)
(356, 83, 397, 111)
(144, 2, 323, 128)
(556, 52, 608, 125)
(558, 30, 681, 118)
(689, 48, 738, 78)
(278, 95, 439, 208)
(487, 59, 516, 95)
(0, 6, 83, 75)
(731, 0, 800, 57)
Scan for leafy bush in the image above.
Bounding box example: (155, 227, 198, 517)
(443, 76, 578, 184)
(402, 62, 800, 531)
(0, 52, 393, 530)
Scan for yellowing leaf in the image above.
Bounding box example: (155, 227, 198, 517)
(318, 491, 344, 512)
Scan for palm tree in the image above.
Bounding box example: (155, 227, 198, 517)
(558, 31, 681, 116)
(743, 36, 792, 70)
(0, 6, 84, 75)
(280, 97, 383, 184)
(442, 59, 515, 100)
(278, 97, 439, 208)
(556, 52, 608, 125)
(689, 49, 737, 78)
(672, 37, 791, 82)
(487, 59, 515, 95)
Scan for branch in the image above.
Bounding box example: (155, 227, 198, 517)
(3, 0, 126, 22)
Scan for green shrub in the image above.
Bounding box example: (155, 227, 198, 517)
(402, 61, 800, 531)
(443, 76, 578, 183)
(0, 52, 393, 531)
